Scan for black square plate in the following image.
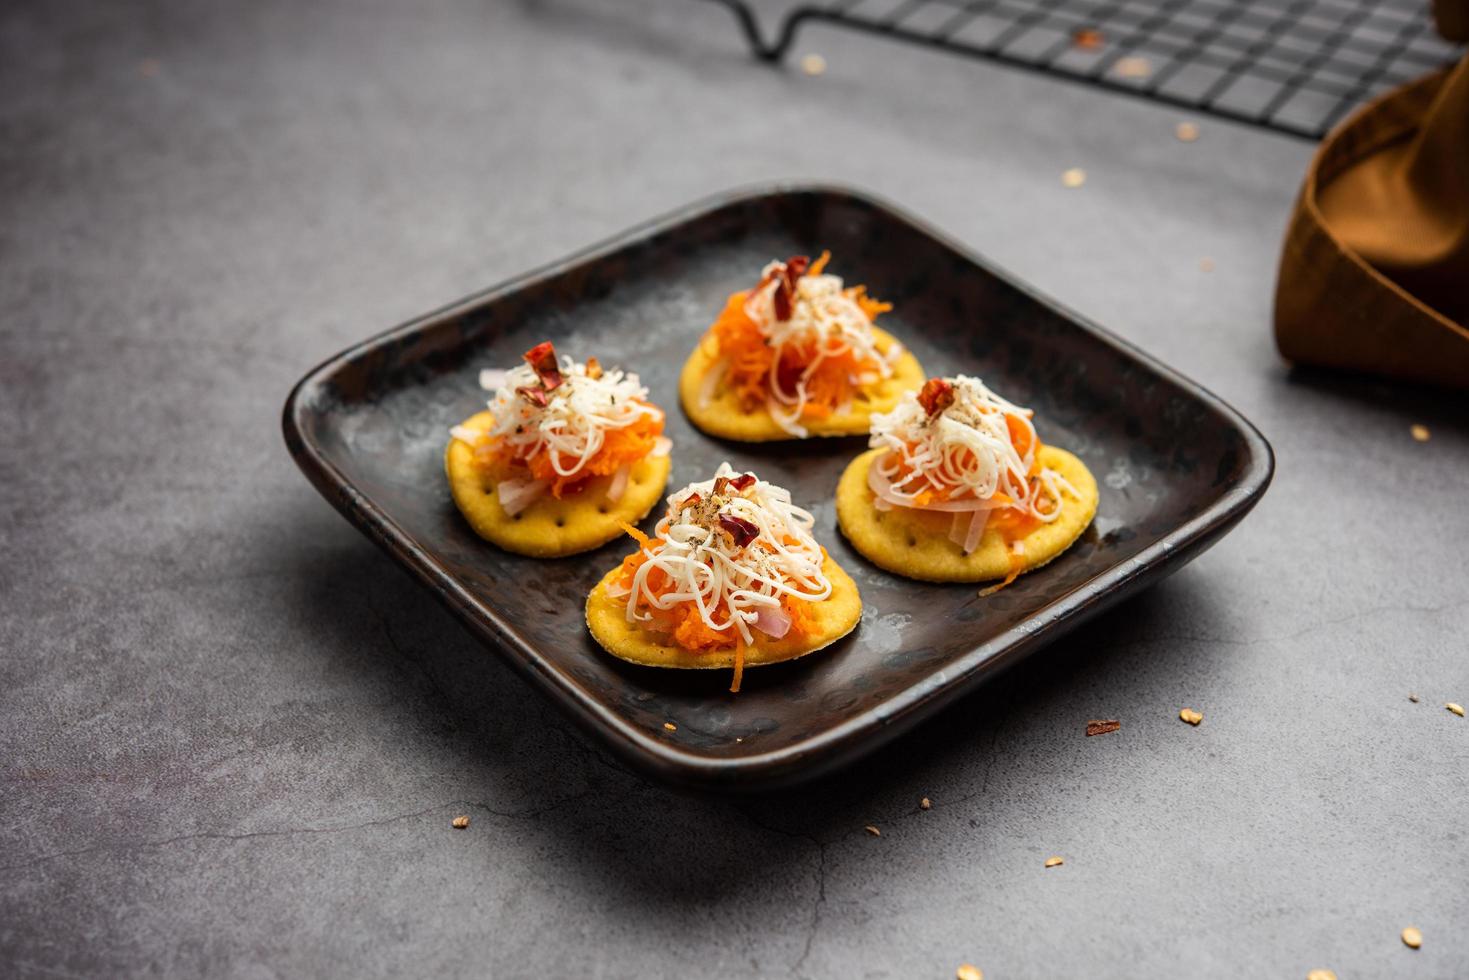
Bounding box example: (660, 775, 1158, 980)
(283, 185, 1272, 791)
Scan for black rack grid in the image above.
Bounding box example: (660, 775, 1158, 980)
(703, 0, 1462, 138)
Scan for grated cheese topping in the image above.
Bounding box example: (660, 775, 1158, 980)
(624, 464, 831, 645)
(742, 258, 901, 437)
(450, 354, 662, 478)
(869, 375, 1077, 526)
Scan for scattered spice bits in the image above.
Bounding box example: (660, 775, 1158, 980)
(1306, 970, 1337, 980)
(663, 721, 678, 731)
(1061, 168, 1087, 188)
(801, 53, 827, 76)
(1072, 27, 1104, 50)
(451, 815, 470, 829)
(1410, 424, 1431, 442)
(920, 797, 932, 811)
(1044, 856, 1065, 868)
(1179, 708, 1204, 726)
(1115, 56, 1152, 79)
(865, 824, 881, 837)
(1086, 719, 1121, 737)
(1447, 703, 1465, 717)
(1401, 925, 1423, 949)
(956, 965, 984, 980)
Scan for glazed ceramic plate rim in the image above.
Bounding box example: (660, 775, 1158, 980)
(283, 182, 1274, 791)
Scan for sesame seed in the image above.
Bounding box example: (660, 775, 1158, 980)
(864, 825, 881, 837)
(1447, 703, 1464, 717)
(1044, 856, 1064, 868)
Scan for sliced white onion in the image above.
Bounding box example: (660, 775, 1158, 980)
(606, 464, 631, 505)
(495, 476, 548, 517)
(753, 605, 792, 640)
(651, 436, 672, 458)
(963, 510, 989, 555)
(479, 368, 508, 391)
(868, 459, 1006, 513)
(698, 357, 729, 410)
(450, 425, 482, 446)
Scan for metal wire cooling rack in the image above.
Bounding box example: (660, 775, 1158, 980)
(702, 0, 1462, 138)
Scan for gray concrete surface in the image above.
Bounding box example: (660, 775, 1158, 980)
(3, 1, 1466, 977)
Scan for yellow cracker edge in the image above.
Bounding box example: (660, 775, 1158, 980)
(836, 446, 1099, 583)
(445, 411, 671, 558)
(678, 325, 924, 442)
(585, 555, 862, 669)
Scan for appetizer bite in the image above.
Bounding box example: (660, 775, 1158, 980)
(446, 341, 671, 557)
(585, 464, 861, 691)
(836, 376, 1098, 587)
(679, 252, 924, 441)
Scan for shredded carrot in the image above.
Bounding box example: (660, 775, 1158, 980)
(707, 255, 890, 417)
(612, 545, 821, 657)
(730, 637, 745, 693)
(618, 521, 652, 549)
(978, 551, 1027, 597)
(483, 410, 663, 498)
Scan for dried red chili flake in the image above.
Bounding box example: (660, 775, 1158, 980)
(718, 514, 760, 548)
(714, 473, 757, 497)
(918, 378, 956, 417)
(1072, 27, 1104, 50)
(772, 254, 810, 322)
(522, 341, 563, 391)
(585, 356, 602, 380)
(516, 385, 549, 408)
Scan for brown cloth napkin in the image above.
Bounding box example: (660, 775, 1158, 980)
(1274, 2, 1469, 388)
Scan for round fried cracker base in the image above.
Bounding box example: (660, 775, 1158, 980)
(678, 326, 924, 442)
(585, 555, 862, 669)
(445, 411, 671, 558)
(836, 447, 1098, 583)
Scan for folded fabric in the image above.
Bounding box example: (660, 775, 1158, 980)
(1274, 2, 1469, 388)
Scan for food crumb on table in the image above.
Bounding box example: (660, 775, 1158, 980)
(1044, 855, 1064, 868)
(920, 797, 932, 810)
(864, 824, 881, 837)
(1410, 424, 1430, 442)
(1061, 167, 1087, 188)
(451, 815, 470, 829)
(1179, 707, 1204, 726)
(1175, 121, 1200, 142)
(956, 964, 984, 980)
(1086, 719, 1121, 737)
(800, 53, 826, 76)
(1447, 703, 1464, 717)
(1401, 925, 1423, 949)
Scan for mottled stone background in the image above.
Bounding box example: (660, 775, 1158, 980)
(3, 1, 1465, 977)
